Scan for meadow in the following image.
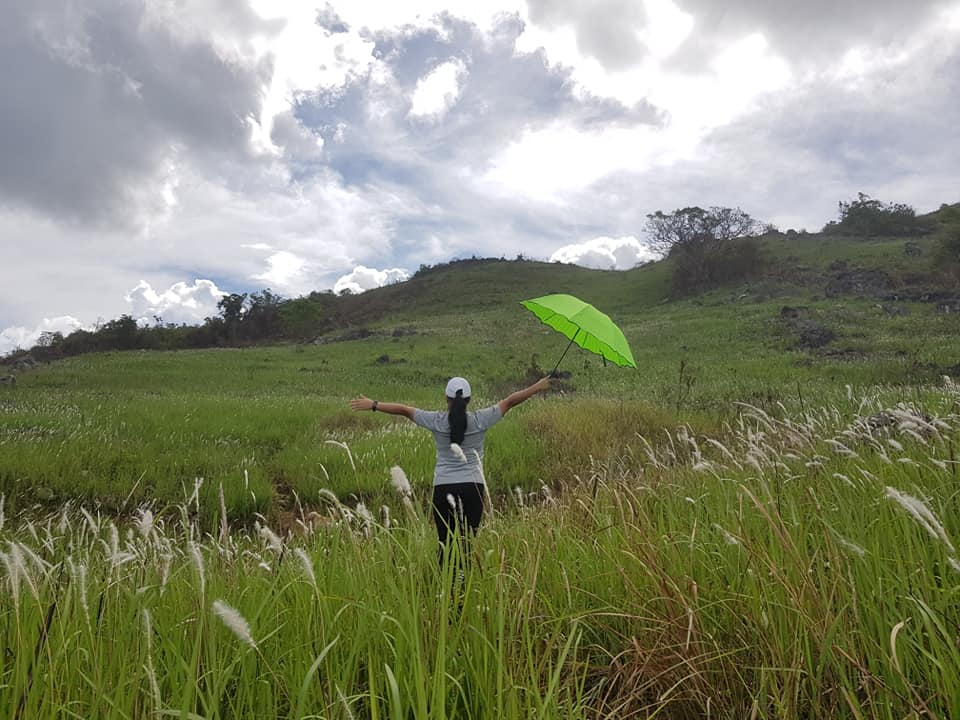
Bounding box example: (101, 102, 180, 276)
(2, 379, 960, 718)
(2, 233, 960, 717)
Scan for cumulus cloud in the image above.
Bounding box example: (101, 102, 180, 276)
(0, 0, 272, 227)
(124, 280, 226, 326)
(0, 316, 88, 356)
(333, 266, 411, 294)
(550, 236, 659, 269)
(524, 0, 650, 70)
(665, 0, 952, 71)
(521, 0, 951, 75)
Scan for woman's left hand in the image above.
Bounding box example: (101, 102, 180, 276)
(349, 395, 374, 412)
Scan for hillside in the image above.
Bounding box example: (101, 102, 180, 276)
(2, 208, 959, 519)
(316, 200, 960, 327)
(3, 201, 957, 366)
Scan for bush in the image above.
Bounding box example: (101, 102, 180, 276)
(935, 229, 960, 282)
(823, 193, 931, 237)
(670, 236, 766, 294)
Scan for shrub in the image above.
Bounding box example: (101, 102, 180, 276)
(823, 193, 931, 237)
(670, 236, 766, 294)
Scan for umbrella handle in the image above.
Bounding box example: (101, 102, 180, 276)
(551, 329, 579, 377)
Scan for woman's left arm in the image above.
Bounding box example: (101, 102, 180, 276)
(349, 395, 415, 420)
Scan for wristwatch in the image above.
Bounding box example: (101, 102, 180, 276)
(372, 400, 379, 412)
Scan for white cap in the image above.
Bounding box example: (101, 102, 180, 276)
(445, 377, 471, 398)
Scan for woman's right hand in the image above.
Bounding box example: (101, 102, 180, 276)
(534, 376, 552, 393)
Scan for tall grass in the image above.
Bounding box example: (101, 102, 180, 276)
(2, 380, 960, 717)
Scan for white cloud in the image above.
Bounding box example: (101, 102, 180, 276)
(0, 316, 88, 356)
(409, 58, 468, 120)
(550, 236, 659, 269)
(246, 0, 377, 155)
(124, 279, 226, 326)
(333, 266, 411, 294)
(2, 0, 959, 340)
(253, 251, 307, 287)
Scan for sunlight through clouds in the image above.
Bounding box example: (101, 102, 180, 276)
(409, 59, 468, 120)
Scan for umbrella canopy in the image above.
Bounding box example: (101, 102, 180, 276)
(520, 293, 637, 371)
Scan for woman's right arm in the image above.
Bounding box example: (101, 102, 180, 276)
(498, 377, 551, 416)
(349, 395, 416, 420)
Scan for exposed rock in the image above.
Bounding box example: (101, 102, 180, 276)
(825, 268, 894, 298)
(904, 241, 923, 257)
(793, 320, 836, 349)
(0, 375, 15, 386)
(374, 354, 406, 365)
(10, 355, 40, 372)
(876, 304, 911, 316)
(317, 326, 421, 344)
(779, 305, 808, 319)
(315, 328, 375, 344)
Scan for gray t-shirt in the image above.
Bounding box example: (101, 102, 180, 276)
(413, 405, 503, 486)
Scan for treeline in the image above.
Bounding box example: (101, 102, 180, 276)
(4, 259, 516, 364)
(7, 290, 343, 364)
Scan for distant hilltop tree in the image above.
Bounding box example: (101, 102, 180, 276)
(644, 206, 766, 294)
(644, 206, 763, 256)
(823, 193, 930, 237)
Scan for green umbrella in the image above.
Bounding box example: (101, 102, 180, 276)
(520, 293, 637, 374)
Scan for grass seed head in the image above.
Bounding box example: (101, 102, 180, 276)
(389, 466, 411, 496)
(137, 509, 154, 539)
(212, 599, 257, 649)
(294, 548, 316, 589)
(450, 443, 467, 463)
(189, 542, 206, 596)
(258, 525, 283, 554)
(885, 486, 956, 554)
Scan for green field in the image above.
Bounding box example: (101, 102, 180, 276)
(2, 228, 960, 717)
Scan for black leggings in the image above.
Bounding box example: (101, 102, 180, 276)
(432, 482, 485, 567)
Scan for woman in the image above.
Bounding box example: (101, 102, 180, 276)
(349, 375, 551, 564)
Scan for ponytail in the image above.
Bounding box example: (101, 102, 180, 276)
(449, 389, 467, 445)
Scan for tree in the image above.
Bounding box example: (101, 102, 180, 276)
(644, 206, 762, 255)
(824, 193, 926, 236)
(644, 206, 766, 294)
(99, 315, 140, 351)
(245, 289, 283, 340)
(217, 293, 247, 344)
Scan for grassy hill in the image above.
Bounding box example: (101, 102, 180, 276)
(2, 212, 958, 521)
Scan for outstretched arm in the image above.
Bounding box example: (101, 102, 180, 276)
(349, 395, 416, 421)
(498, 376, 551, 416)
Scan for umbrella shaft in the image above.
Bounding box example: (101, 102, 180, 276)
(551, 329, 579, 375)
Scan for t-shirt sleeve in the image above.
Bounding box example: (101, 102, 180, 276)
(473, 404, 503, 430)
(412, 409, 440, 430)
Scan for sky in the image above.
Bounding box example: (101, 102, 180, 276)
(2, 0, 959, 353)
